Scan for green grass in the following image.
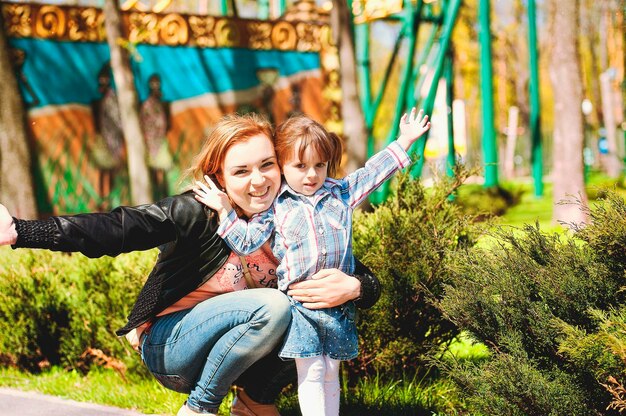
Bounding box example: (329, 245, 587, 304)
(495, 181, 555, 230)
(341, 376, 464, 416)
(0, 366, 194, 415)
(440, 332, 491, 364)
(0, 365, 464, 415)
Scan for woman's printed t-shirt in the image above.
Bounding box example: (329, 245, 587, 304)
(160, 242, 279, 315)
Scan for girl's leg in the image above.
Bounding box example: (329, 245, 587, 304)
(141, 289, 290, 414)
(295, 356, 326, 416)
(323, 357, 341, 416)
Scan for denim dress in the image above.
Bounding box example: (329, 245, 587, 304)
(279, 298, 358, 360)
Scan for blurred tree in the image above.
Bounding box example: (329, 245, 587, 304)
(0, 11, 37, 218)
(103, 0, 152, 204)
(547, 0, 588, 224)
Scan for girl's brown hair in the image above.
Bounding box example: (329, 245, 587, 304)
(274, 116, 343, 178)
(182, 113, 273, 190)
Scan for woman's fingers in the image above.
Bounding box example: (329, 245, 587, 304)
(289, 287, 328, 309)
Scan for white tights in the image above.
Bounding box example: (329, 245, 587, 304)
(295, 355, 341, 416)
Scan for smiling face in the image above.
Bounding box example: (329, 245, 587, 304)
(274, 116, 343, 192)
(281, 141, 328, 196)
(217, 134, 281, 217)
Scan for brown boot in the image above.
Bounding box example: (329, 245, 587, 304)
(230, 388, 281, 416)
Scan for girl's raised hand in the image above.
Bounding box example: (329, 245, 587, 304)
(397, 107, 431, 151)
(193, 175, 233, 220)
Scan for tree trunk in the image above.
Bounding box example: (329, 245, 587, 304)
(0, 12, 37, 218)
(103, 0, 152, 204)
(330, 0, 367, 175)
(548, 0, 588, 225)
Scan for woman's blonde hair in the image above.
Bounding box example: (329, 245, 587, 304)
(182, 113, 273, 190)
(275, 116, 343, 178)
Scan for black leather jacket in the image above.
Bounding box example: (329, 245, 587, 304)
(12, 193, 381, 336)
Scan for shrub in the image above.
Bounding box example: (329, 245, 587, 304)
(351, 169, 482, 379)
(0, 247, 155, 374)
(455, 182, 523, 220)
(438, 190, 626, 415)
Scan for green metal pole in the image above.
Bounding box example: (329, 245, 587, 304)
(277, 0, 286, 16)
(479, 0, 498, 188)
(359, 22, 408, 164)
(411, 0, 462, 177)
(387, 1, 422, 143)
(406, 22, 439, 111)
(355, 24, 371, 113)
(527, 0, 543, 196)
(258, 0, 269, 19)
(444, 53, 456, 178)
(369, 1, 421, 205)
(365, 28, 403, 126)
(220, 0, 228, 15)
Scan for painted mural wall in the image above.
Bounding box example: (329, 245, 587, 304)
(3, 1, 341, 214)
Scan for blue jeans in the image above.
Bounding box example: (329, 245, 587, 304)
(141, 288, 291, 414)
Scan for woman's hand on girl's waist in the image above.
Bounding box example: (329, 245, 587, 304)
(287, 268, 360, 309)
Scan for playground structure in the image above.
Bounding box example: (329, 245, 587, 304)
(4, 0, 623, 214)
(349, 0, 545, 203)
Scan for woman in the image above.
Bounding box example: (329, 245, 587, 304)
(0, 113, 380, 416)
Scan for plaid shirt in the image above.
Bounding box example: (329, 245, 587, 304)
(217, 141, 411, 291)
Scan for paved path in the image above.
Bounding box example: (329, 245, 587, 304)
(0, 387, 162, 415)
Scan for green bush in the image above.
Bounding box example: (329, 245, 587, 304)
(0, 247, 156, 374)
(352, 170, 482, 379)
(456, 183, 523, 220)
(585, 171, 626, 201)
(438, 190, 626, 415)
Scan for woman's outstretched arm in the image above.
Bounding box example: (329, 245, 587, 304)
(0, 194, 210, 258)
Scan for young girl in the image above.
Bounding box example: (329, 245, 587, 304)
(193, 108, 430, 415)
